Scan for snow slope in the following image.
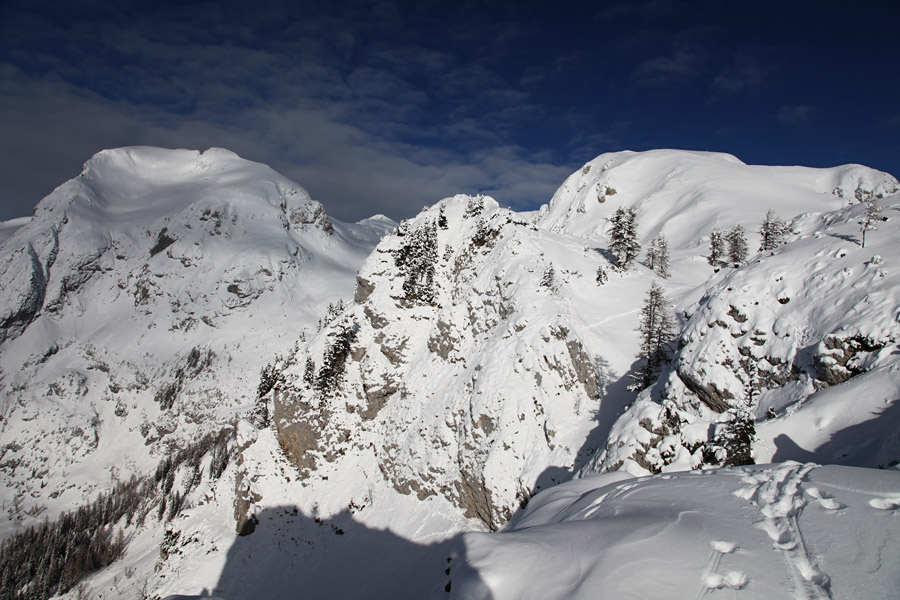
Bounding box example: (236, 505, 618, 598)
(589, 190, 900, 476)
(452, 462, 900, 600)
(4, 147, 898, 600)
(0, 147, 393, 539)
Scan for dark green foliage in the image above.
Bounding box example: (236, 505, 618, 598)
(252, 364, 281, 427)
(257, 363, 284, 399)
(0, 479, 138, 599)
(250, 396, 270, 428)
(703, 409, 756, 467)
(303, 357, 316, 386)
(471, 218, 498, 248)
(0, 428, 234, 600)
(394, 221, 438, 304)
(438, 205, 448, 229)
(322, 300, 344, 328)
(635, 282, 676, 388)
(316, 323, 357, 394)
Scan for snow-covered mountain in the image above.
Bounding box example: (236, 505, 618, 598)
(2, 148, 898, 600)
(0, 147, 393, 539)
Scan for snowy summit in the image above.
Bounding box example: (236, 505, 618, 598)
(0, 147, 898, 600)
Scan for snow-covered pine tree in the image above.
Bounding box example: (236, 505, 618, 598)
(726, 225, 748, 265)
(703, 408, 755, 467)
(394, 221, 438, 303)
(860, 198, 881, 248)
(596, 265, 608, 285)
(758, 209, 787, 252)
(463, 195, 485, 219)
(608, 206, 640, 269)
(646, 235, 670, 278)
(708, 229, 725, 265)
(257, 363, 283, 398)
(303, 356, 315, 386)
(645, 237, 658, 270)
(541, 263, 557, 291)
(316, 323, 356, 394)
(438, 204, 448, 229)
(635, 281, 676, 388)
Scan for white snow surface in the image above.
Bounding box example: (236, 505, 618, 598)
(453, 462, 900, 600)
(3, 147, 899, 600)
(590, 186, 900, 477)
(0, 146, 393, 539)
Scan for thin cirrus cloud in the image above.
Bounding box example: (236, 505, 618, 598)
(777, 105, 816, 125)
(0, 2, 573, 223)
(0, 65, 570, 223)
(630, 50, 703, 89)
(1, 0, 898, 223)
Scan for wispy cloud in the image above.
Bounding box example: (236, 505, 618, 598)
(631, 49, 702, 89)
(880, 115, 900, 130)
(777, 105, 816, 125)
(712, 63, 767, 95)
(0, 2, 581, 222)
(595, 0, 683, 20)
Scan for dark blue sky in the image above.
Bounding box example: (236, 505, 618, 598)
(1, 0, 897, 222)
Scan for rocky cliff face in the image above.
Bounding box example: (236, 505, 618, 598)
(261, 152, 900, 531)
(270, 195, 605, 529)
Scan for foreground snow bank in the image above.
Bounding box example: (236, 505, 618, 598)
(452, 462, 900, 599)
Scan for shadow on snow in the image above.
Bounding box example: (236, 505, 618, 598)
(166, 505, 492, 600)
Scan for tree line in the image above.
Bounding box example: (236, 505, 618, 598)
(0, 428, 233, 600)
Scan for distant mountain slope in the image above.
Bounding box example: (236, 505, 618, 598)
(0, 147, 393, 539)
(224, 150, 898, 547)
(539, 149, 897, 244)
(3, 147, 898, 600)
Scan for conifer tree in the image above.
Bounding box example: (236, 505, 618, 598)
(608, 206, 640, 269)
(540, 263, 556, 291)
(703, 408, 755, 466)
(860, 198, 881, 248)
(758, 210, 787, 252)
(316, 323, 356, 394)
(708, 229, 725, 265)
(726, 225, 748, 265)
(463, 195, 485, 219)
(636, 282, 676, 387)
(394, 221, 438, 303)
(646, 235, 670, 278)
(303, 357, 315, 386)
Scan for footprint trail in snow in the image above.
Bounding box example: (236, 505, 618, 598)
(697, 540, 747, 599)
(733, 462, 831, 599)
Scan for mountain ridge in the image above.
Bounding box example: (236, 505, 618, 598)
(1, 146, 898, 599)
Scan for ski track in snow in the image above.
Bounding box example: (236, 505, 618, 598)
(733, 463, 832, 600)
